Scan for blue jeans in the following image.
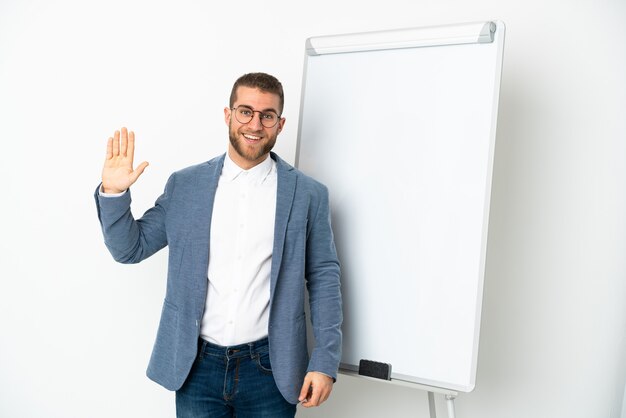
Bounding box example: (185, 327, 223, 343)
(176, 337, 297, 418)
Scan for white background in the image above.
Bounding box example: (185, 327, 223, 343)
(0, 1, 624, 418)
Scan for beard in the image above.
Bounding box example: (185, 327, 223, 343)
(228, 120, 277, 164)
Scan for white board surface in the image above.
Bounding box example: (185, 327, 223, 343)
(296, 21, 505, 392)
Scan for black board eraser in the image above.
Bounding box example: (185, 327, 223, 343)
(358, 359, 392, 380)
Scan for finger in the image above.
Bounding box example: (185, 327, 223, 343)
(298, 379, 312, 403)
(106, 137, 113, 160)
(112, 130, 120, 156)
(121, 127, 128, 157)
(306, 384, 323, 407)
(127, 130, 136, 162)
(320, 387, 331, 404)
(130, 161, 149, 183)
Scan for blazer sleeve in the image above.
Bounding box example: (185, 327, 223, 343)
(305, 184, 343, 379)
(94, 175, 174, 264)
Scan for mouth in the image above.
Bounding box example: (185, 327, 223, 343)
(242, 133, 262, 143)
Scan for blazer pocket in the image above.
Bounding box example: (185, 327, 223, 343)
(163, 299, 179, 312)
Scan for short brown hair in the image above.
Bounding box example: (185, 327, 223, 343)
(229, 72, 284, 114)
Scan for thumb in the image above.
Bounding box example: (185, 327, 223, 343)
(299, 376, 312, 402)
(130, 161, 149, 183)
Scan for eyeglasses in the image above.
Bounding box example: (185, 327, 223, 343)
(231, 106, 281, 128)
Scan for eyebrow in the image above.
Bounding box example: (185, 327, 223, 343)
(237, 104, 280, 114)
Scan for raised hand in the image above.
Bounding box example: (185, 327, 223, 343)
(101, 127, 149, 194)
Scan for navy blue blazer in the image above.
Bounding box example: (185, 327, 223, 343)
(95, 152, 342, 404)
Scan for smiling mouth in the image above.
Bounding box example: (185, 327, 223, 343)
(243, 133, 262, 142)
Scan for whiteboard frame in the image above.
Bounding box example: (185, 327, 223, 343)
(296, 21, 506, 393)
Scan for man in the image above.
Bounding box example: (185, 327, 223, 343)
(95, 73, 342, 417)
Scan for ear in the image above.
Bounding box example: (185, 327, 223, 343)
(277, 117, 286, 134)
(224, 107, 232, 126)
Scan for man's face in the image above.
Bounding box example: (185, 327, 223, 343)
(225, 86, 285, 169)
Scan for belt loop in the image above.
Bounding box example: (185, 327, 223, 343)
(197, 338, 204, 357)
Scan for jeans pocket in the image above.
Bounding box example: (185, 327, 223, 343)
(254, 351, 273, 375)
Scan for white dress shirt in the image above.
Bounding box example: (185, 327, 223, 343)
(200, 153, 277, 346)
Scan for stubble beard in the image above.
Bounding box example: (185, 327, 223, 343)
(228, 121, 277, 164)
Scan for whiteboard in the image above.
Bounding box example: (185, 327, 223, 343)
(296, 21, 505, 392)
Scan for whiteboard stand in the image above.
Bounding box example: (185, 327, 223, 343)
(445, 394, 457, 418)
(340, 369, 459, 417)
(428, 392, 437, 418)
(298, 19, 505, 418)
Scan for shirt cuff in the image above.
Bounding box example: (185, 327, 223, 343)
(99, 185, 127, 197)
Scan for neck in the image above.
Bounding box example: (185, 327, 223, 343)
(227, 147, 269, 170)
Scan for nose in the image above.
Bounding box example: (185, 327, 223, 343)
(248, 112, 263, 130)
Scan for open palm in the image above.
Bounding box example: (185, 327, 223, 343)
(102, 127, 149, 194)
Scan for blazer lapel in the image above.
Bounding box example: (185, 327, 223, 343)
(270, 153, 297, 297)
(192, 154, 224, 248)
(188, 154, 224, 315)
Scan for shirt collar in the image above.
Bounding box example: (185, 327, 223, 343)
(222, 152, 275, 184)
